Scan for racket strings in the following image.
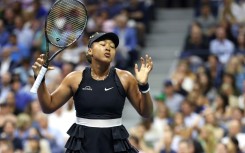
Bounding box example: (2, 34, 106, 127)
(46, 0, 87, 47)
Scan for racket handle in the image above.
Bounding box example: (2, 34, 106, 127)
(30, 66, 48, 93)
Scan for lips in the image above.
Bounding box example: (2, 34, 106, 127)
(104, 53, 111, 58)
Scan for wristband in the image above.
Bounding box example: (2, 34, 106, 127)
(34, 75, 45, 83)
(138, 83, 150, 93)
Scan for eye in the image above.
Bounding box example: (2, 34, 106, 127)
(110, 44, 115, 48)
(99, 41, 105, 46)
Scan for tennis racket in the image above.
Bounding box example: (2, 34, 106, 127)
(30, 0, 87, 93)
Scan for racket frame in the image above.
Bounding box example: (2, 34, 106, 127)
(30, 0, 87, 93)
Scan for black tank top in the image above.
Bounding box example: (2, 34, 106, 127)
(73, 67, 126, 119)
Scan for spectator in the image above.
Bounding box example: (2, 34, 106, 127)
(0, 139, 14, 153)
(0, 19, 9, 48)
(180, 99, 204, 136)
(113, 14, 138, 69)
(24, 127, 51, 153)
(15, 113, 32, 141)
(125, 0, 147, 47)
(210, 26, 235, 64)
(159, 129, 177, 153)
(218, 0, 240, 25)
(222, 119, 245, 152)
(129, 121, 155, 153)
(177, 139, 191, 153)
(202, 107, 224, 140)
(195, 4, 216, 38)
(13, 58, 33, 85)
(172, 60, 196, 93)
(100, 0, 123, 19)
(32, 0, 48, 20)
(196, 69, 217, 101)
(225, 56, 245, 93)
(75, 51, 90, 71)
(220, 82, 239, 108)
(25, 100, 42, 121)
(35, 112, 65, 153)
(152, 100, 171, 142)
(163, 80, 184, 114)
(172, 112, 192, 141)
(0, 72, 11, 104)
(0, 45, 16, 76)
(4, 91, 20, 116)
(197, 124, 217, 153)
(61, 42, 85, 65)
(1, 120, 23, 152)
(48, 101, 76, 141)
(30, 18, 43, 50)
(235, 30, 245, 53)
(212, 93, 230, 122)
(11, 1, 22, 16)
(2, 8, 15, 33)
(2, 33, 29, 65)
(13, 15, 33, 51)
(215, 142, 229, 153)
(182, 22, 209, 61)
(238, 80, 245, 110)
(11, 76, 34, 113)
(230, 107, 245, 132)
(96, 9, 116, 33)
(187, 81, 209, 114)
(205, 54, 224, 88)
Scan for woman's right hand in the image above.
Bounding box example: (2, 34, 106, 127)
(32, 54, 45, 76)
(32, 54, 54, 77)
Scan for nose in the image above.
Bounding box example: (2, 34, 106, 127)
(105, 43, 110, 51)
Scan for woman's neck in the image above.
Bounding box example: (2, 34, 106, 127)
(91, 63, 110, 80)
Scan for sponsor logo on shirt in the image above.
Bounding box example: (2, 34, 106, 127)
(104, 87, 113, 91)
(82, 86, 92, 91)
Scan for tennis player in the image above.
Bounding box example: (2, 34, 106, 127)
(32, 32, 153, 153)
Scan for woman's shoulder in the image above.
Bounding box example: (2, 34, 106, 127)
(67, 69, 85, 78)
(115, 68, 134, 78)
(64, 68, 87, 84)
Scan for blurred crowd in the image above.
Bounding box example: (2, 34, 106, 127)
(127, 0, 245, 153)
(0, 0, 155, 152)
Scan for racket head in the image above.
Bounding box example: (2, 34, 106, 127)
(45, 0, 87, 48)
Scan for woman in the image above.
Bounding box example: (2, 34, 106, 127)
(32, 32, 154, 153)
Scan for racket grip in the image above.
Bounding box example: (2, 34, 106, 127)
(30, 66, 48, 93)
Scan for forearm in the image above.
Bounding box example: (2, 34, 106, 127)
(37, 82, 53, 114)
(139, 92, 153, 118)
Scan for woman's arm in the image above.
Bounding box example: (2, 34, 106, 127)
(118, 55, 153, 118)
(36, 73, 74, 114)
(126, 72, 153, 118)
(32, 54, 80, 114)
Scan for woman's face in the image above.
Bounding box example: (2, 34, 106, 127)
(174, 113, 183, 125)
(157, 103, 168, 118)
(178, 62, 188, 73)
(215, 95, 223, 107)
(237, 33, 245, 45)
(90, 39, 116, 63)
(215, 143, 228, 153)
(199, 73, 209, 86)
(206, 113, 215, 125)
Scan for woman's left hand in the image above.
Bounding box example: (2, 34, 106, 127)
(134, 54, 153, 85)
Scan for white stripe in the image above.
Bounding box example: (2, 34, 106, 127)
(76, 117, 122, 128)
